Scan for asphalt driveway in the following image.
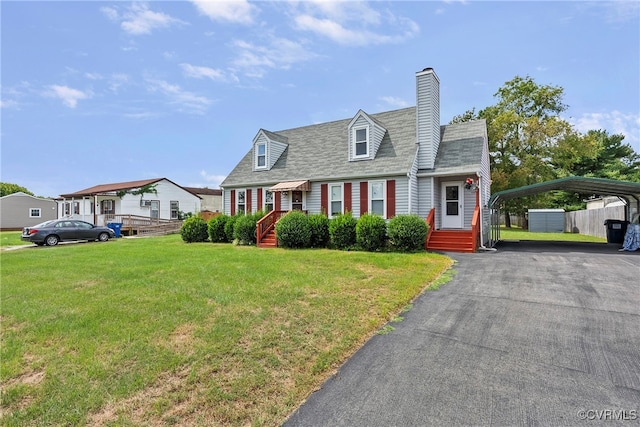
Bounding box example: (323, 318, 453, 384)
(284, 242, 640, 426)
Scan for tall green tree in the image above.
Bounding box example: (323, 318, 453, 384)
(0, 182, 33, 197)
(478, 75, 573, 225)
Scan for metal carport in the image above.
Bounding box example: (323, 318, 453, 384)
(488, 177, 640, 246)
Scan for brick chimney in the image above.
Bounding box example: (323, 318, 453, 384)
(415, 68, 440, 169)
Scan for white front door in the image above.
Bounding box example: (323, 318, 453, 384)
(441, 182, 463, 228)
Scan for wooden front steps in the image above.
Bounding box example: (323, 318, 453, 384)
(258, 229, 277, 248)
(427, 229, 476, 253)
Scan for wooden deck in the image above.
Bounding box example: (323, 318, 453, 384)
(105, 214, 183, 236)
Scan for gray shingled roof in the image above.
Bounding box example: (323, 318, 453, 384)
(222, 108, 486, 187)
(430, 119, 487, 174)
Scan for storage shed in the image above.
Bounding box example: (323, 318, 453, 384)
(528, 209, 565, 233)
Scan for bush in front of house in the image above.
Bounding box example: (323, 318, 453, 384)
(329, 212, 357, 250)
(276, 211, 311, 248)
(208, 214, 229, 243)
(356, 213, 387, 252)
(234, 214, 258, 245)
(224, 214, 239, 242)
(387, 214, 428, 252)
(308, 213, 330, 248)
(180, 215, 209, 243)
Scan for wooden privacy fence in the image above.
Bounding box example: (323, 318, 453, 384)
(565, 206, 625, 239)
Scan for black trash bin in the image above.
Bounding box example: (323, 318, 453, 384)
(604, 219, 628, 244)
(107, 222, 123, 238)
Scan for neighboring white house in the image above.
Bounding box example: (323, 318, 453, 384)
(0, 192, 58, 230)
(57, 178, 201, 226)
(221, 68, 491, 252)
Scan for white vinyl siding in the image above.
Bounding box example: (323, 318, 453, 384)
(417, 177, 434, 219)
(416, 69, 440, 170)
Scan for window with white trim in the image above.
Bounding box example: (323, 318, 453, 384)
(73, 201, 80, 215)
(353, 126, 369, 158)
(264, 190, 274, 212)
(237, 190, 246, 214)
(256, 143, 266, 169)
(29, 208, 42, 218)
(170, 201, 179, 219)
(101, 200, 115, 215)
(369, 181, 385, 217)
(330, 184, 343, 218)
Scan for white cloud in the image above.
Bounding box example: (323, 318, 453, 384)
(199, 170, 226, 188)
(380, 96, 410, 108)
(180, 63, 234, 82)
(292, 2, 419, 46)
(230, 37, 319, 78)
(101, 3, 186, 35)
(108, 74, 130, 93)
(84, 72, 103, 80)
(145, 78, 213, 114)
(45, 85, 92, 108)
(191, 0, 257, 25)
(0, 99, 19, 109)
(570, 111, 640, 150)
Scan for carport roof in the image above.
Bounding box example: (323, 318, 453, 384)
(489, 176, 640, 207)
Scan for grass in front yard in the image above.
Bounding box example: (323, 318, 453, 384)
(1, 235, 452, 426)
(499, 226, 606, 242)
(0, 232, 25, 248)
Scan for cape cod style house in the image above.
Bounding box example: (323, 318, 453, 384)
(221, 68, 491, 252)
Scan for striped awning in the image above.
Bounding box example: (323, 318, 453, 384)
(269, 180, 310, 192)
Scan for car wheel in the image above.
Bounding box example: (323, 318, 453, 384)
(98, 232, 110, 242)
(45, 235, 59, 246)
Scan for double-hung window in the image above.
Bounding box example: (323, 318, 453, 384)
(237, 190, 246, 214)
(264, 190, 274, 212)
(370, 181, 385, 217)
(330, 184, 343, 218)
(170, 201, 179, 219)
(353, 126, 369, 158)
(256, 143, 266, 168)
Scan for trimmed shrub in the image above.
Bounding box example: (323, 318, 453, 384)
(234, 214, 257, 245)
(180, 215, 209, 243)
(356, 213, 387, 252)
(329, 212, 357, 250)
(276, 211, 311, 248)
(224, 214, 239, 242)
(208, 214, 229, 243)
(387, 214, 428, 252)
(308, 213, 330, 248)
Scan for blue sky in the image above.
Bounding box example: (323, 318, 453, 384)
(2, 1, 639, 198)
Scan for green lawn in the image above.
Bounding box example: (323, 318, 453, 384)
(498, 226, 606, 242)
(0, 235, 452, 426)
(0, 231, 25, 248)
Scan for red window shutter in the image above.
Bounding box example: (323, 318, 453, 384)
(360, 182, 368, 216)
(344, 182, 352, 213)
(386, 180, 396, 218)
(257, 188, 263, 210)
(321, 184, 328, 215)
(246, 189, 252, 213)
(230, 190, 236, 216)
(275, 192, 281, 211)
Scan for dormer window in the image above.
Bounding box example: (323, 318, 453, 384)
(256, 143, 266, 169)
(353, 126, 369, 158)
